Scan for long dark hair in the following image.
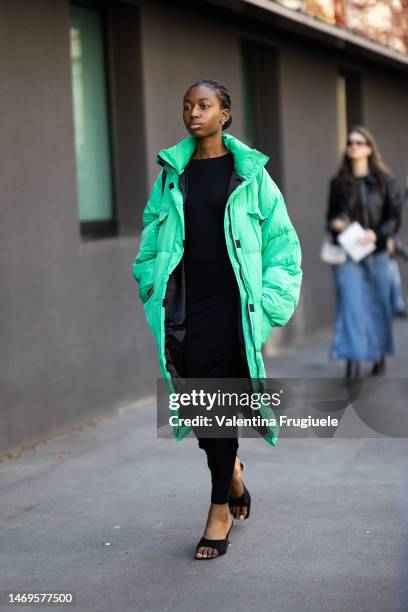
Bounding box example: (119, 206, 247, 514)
(187, 79, 232, 131)
(333, 125, 390, 200)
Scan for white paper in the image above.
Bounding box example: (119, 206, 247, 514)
(337, 222, 376, 262)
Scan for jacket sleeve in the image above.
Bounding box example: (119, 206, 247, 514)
(258, 168, 303, 327)
(132, 170, 164, 304)
(372, 174, 403, 241)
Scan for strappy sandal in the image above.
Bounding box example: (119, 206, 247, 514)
(195, 519, 233, 560)
(228, 456, 251, 520)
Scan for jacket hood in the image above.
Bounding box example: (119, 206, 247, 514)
(156, 132, 269, 180)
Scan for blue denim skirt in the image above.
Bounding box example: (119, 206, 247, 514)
(330, 251, 394, 362)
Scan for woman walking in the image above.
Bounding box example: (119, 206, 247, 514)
(327, 125, 403, 377)
(132, 79, 302, 559)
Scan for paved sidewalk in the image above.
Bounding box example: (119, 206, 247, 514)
(1, 321, 408, 612)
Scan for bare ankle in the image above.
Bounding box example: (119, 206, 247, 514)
(209, 503, 230, 521)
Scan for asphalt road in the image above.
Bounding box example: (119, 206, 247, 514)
(1, 321, 408, 612)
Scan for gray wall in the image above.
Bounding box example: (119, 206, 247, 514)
(279, 41, 341, 341)
(1, 0, 407, 454)
(0, 0, 157, 453)
(141, 1, 245, 187)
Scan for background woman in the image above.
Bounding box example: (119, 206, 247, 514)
(327, 125, 403, 377)
(133, 79, 302, 560)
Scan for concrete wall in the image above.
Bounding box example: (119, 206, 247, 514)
(0, 0, 157, 453)
(279, 41, 340, 340)
(363, 66, 408, 186)
(140, 1, 245, 187)
(1, 0, 407, 454)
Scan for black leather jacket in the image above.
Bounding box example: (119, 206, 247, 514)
(326, 172, 403, 252)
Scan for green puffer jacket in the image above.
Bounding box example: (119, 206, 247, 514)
(132, 132, 302, 446)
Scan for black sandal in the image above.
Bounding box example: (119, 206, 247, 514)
(195, 520, 233, 560)
(229, 482, 251, 520)
(228, 456, 251, 520)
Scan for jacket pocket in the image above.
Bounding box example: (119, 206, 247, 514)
(260, 301, 274, 348)
(141, 284, 154, 305)
(143, 294, 158, 339)
(158, 208, 169, 223)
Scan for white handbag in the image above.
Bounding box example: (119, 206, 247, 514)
(320, 237, 347, 265)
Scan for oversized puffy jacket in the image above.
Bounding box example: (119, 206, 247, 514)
(132, 132, 302, 446)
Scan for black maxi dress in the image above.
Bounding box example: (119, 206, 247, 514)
(182, 151, 242, 505)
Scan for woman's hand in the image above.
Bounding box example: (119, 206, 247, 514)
(330, 218, 348, 232)
(147, 286, 154, 299)
(359, 229, 377, 245)
(386, 237, 395, 256)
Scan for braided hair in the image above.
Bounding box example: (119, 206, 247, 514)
(188, 79, 232, 130)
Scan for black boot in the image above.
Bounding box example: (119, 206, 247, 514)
(354, 361, 362, 378)
(371, 355, 386, 376)
(345, 360, 362, 379)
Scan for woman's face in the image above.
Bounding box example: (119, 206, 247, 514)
(183, 85, 229, 138)
(346, 130, 372, 161)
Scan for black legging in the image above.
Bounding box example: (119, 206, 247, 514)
(185, 347, 243, 504)
(185, 335, 243, 505)
(184, 347, 242, 504)
(197, 437, 239, 504)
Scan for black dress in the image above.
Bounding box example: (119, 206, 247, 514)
(182, 152, 243, 379)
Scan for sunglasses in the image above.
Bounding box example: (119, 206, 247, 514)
(347, 139, 368, 147)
